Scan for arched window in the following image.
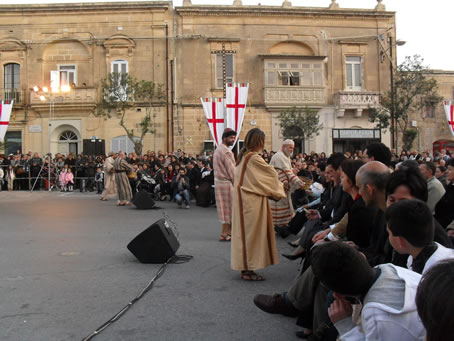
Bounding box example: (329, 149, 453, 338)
(59, 130, 78, 141)
(4, 63, 20, 102)
(4, 63, 20, 89)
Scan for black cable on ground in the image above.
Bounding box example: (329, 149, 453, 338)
(81, 254, 193, 341)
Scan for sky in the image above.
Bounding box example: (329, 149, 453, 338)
(5, 0, 454, 70)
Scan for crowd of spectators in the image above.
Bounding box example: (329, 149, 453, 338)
(1, 142, 453, 340)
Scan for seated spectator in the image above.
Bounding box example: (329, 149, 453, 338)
(386, 199, 454, 274)
(434, 158, 454, 229)
(416, 259, 454, 341)
(312, 241, 425, 341)
(363, 142, 392, 166)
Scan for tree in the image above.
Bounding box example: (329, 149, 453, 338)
(277, 106, 323, 141)
(369, 55, 443, 150)
(94, 73, 166, 155)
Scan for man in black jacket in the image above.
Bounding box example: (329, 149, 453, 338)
(172, 168, 191, 209)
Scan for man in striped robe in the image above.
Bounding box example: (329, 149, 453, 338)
(269, 140, 305, 230)
(114, 151, 135, 206)
(213, 128, 237, 241)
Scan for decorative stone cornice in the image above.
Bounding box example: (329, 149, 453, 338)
(175, 6, 395, 19)
(0, 2, 171, 13)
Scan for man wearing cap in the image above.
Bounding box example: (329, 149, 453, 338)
(269, 140, 305, 231)
(213, 128, 237, 241)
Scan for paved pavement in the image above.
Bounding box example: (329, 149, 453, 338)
(0, 191, 302, 341)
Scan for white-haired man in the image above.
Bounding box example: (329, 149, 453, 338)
(269, 140, 305, 231)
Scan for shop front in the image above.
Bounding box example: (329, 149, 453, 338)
(332, 128, 381, 154)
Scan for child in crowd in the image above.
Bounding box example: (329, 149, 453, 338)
(59, 168, 68, 192)
(386, 199, 454, 274)
(66, 168, 74, 192)
(95, 167, 104, 194)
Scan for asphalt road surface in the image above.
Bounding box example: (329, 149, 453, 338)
(0, 191, 302, 341)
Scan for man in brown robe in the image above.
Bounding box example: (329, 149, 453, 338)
(231, 128, 286, 281)
(213, 128, 237, 241)
(114, 151, 135, 206)
(101, 152, 118, 201)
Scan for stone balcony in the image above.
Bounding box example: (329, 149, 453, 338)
(264, 86, 326, 109)
(0, 89, 25, 105)
(333, 91, 381, 118)
(29, 87, 97, 111)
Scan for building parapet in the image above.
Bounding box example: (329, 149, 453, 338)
(334, 91, 381, 118)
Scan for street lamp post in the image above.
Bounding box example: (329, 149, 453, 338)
(378, 35, 406, 153)
(33, 84, 70, 191)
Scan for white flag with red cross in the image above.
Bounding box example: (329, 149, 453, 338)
(226, 83, 249, 146)
(201, 97, 226, 147)
(443, 101, 454, 137)
(0, 100, 14, 143)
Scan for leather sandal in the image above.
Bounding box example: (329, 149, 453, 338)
(241, 271, 264, 281)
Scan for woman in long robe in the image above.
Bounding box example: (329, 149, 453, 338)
(231, 128, 286, 281)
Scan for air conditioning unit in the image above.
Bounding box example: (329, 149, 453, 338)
(410, 120, 417, 127)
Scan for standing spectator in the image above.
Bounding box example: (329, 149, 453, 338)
(185, 162, 199, 195)
(0, 165, 4, 191)
(419, 161, 446, 213)
(66, 168, 74, 192)
(434, 158, 454, 229)
(5, 165, 15, 191)
(95, 167, 104, 194)
(59, 168, 68, 191)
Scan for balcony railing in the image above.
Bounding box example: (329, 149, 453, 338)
(333, 91, 380, 117)
(30, 87, 97, 105)
(264, 86, 326, 108)
(0, 88, 25, 105)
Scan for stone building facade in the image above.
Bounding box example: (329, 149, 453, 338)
(1, 0, 397, 156)
(406, 70, 454, 154)
(0, 1, 173, 156)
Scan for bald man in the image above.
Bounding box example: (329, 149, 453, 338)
(269, 140, 305, 231)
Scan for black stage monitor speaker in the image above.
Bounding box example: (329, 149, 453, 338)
(132, 190, 155, 209)
(127, 219, 180, 264)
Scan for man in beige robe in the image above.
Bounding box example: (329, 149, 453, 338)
(101, 152, 118, 201)
(114, 151, 135, 206)
(231, 151, 286, 279)
(269, 140, 305, 228)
